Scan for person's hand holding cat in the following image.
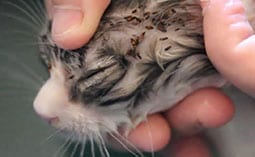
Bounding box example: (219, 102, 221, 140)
(202, 0, 255, 97)
(45, 0, 111, 49)
(44, 0, 255, 156)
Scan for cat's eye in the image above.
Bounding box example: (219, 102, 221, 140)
(68, 75, 74, 80)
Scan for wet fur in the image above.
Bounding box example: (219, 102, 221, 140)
(1, 0, 255, 156)
(34, 0, 229, 154)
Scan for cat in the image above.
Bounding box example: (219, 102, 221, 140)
(1, 0, 254, 157)
(34, 0, 224, 155)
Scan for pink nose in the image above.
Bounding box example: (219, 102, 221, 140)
(36, 112, 59, 124)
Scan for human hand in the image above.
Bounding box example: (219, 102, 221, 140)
(131, 0, 255, 154)
(45, 0, 111, 49)
(201, 0, 255, 96)
(128, 88, 234, 156)
(45, 0, 235, 156)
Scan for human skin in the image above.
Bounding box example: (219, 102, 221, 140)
(202, 0, 255, 96)
(44, 0, 255, 156)
(45, 0, 111, 49)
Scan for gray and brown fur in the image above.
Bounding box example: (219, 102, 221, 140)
(36, 0, 226, 150)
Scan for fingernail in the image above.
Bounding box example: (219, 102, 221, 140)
(200, 0, 210, 16)
(52, 6, 83, 36)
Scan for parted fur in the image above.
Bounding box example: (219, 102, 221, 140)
(36, 0, 226, 149)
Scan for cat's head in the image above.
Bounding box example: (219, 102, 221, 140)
(33, 0, 205, 142)
(33, 21, 135, 141)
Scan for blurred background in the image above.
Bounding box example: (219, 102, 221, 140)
(0, 0, 255, 157)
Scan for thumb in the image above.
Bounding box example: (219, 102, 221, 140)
(201, 0, 255, 96)
(46, 0, 111, 50)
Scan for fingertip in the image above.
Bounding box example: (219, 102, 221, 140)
(166, 88, 234, 134)
(202, 0, 255, 95)
(128, 114, 171, 152)
(203, 0, 250, 59)
(196, 89, 235, 128)
(52, 29, 93, 50)
(50, 0, 111, 50)
(51, 9, 91, 49)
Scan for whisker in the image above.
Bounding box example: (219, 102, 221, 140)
(1, 30, 39, 39)
(70, 141, 80, 157)
(2, 1, 42, 27)
(0, 69, 41, 90)
(0, 53, 45, 85)
(89, 135, 95, 157)
(0, 93, 34, 103)
(54, 132, 74, 157)
(97, 133, 110, 157)
(0, 89, 34, 96)
(116, 132, 145, 157)
(98, 141, 106, 157)
(61, 138, 75, 157)
(108, 131, 141, 157)
(99, 123, 144, 157)
(6, 41, 52, 46)
(29, 0, 46, 20)
(0, 13, 38, 32)
(0, 70, 41, 90)
(80, 136, 87, 157)
(18, 0, 46, 25)
(144, 118, 155, 157)
(1, 84, 38, 92)
(40, 129, 63, 145)
(70, 132, 83, 157)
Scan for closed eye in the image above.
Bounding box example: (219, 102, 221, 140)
(68, 75, 74, 80)
(83, 62, 117, 79)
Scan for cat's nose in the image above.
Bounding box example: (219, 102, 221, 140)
(33, 78, 69, 125)
(35, 111, 59, 124)
(33, 101, 60, 124)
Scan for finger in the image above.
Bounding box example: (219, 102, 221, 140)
(128, 114, 171, 152)
(166, 88, 234, 135)
(201, 0, 255, 95)
(46, 0, 110, 49)
(167, 135, 212, 157)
